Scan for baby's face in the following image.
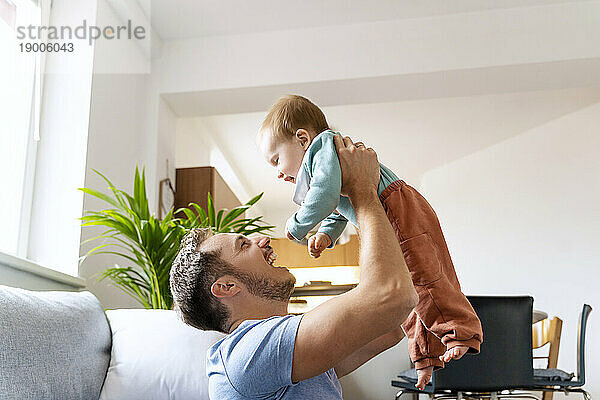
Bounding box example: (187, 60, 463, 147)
(258, 132, 306, 184)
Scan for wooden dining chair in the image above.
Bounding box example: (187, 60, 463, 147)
(527, 305, 592, 400)
(532, 316, 563, 400)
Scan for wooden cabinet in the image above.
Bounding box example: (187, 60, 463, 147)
(174, 167, 242, 215)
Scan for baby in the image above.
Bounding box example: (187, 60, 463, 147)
(257, 95, 483, 389)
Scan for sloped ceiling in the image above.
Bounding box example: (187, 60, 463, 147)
(177, 88, 600, 235)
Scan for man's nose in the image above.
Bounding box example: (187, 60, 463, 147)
(277, 172, 284, 180)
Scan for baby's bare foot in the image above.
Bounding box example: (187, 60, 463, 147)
(439, 345, 469, 363)
(415, 366, 433, 391)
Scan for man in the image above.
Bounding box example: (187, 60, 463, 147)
(170, 136, 419, 399)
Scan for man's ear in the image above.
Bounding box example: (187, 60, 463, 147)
(211, 277, 241, 299)
(295, 129, 311, 150)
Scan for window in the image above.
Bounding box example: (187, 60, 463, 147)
(0, 0, 43, 257)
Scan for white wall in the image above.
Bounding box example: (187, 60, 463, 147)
(154, 96, 178, 199)
(80, 72, 151, 308)
(78, 0, 176, 309)
(175, 118, 257, 214)
(419, 102, 600, 399)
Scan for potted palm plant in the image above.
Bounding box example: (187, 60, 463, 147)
(79, 167, 274, 309)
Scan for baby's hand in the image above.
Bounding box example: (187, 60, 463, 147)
(285, 227, 296, 241)
(308, 233, 332, 258)
(439, 345, 469, 363)
(415, 366, 433, 390)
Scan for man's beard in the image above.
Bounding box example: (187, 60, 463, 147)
(233, 270, 296, 302)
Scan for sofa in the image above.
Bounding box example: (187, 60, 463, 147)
(0, 285, 225, 400)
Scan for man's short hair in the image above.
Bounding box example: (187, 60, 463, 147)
(259, 94, 329, 142)
(170, 228, 232, 333)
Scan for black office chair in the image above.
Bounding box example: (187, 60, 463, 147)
(527, 304, 592, 400)
(392, 296, 536, 400)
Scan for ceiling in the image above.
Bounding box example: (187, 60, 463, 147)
(162, 59, 600, 117)
(140, 0, 587, 40)
(181, 88, 600, 235)
(160, 0, 600, 235)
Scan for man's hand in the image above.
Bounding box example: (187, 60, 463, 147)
(308, 233, 332, 258)
(416, 366, 433, 391)
(333, 135, 379, 199)
(439, 345, 469, 363)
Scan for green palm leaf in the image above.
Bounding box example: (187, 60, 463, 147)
(207, 193, 216, 226)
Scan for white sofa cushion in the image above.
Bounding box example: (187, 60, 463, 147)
(100, 309, 225, 400)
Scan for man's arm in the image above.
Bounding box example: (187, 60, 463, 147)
(291, 136, 418, 382)
(334, 326, 405, 378)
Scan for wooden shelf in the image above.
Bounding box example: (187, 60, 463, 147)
(292, 283, 356, 296)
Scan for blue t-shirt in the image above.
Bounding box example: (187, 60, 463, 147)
(207, 315, 343, 399)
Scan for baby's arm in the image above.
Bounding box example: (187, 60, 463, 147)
(319, 212, 348, 248)
(286, 136, 343, 241)
(307, 213, 348, 258)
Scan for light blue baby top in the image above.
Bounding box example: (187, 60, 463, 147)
(286, 130, 399, 245)
(206, 314, 343, 399)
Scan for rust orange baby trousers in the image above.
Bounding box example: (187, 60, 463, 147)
(379, 180, 483, 370)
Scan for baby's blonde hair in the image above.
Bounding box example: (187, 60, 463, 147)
(259, 95, 329, 142)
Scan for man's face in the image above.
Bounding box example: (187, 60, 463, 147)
(202, 233, 296, 302)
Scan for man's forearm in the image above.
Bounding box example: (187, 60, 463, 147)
(334, 326, 405, 378)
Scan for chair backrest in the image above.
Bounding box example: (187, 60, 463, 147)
(532, 316, 562, 400)
(575, 304, 592, 385)
(432, 296, 534, 392)
(532, 316, 562, 368)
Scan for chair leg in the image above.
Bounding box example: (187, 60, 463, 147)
(498, 393, 540, 400)
(581, 389, 592, 400)
(498, 393, 541, 400)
